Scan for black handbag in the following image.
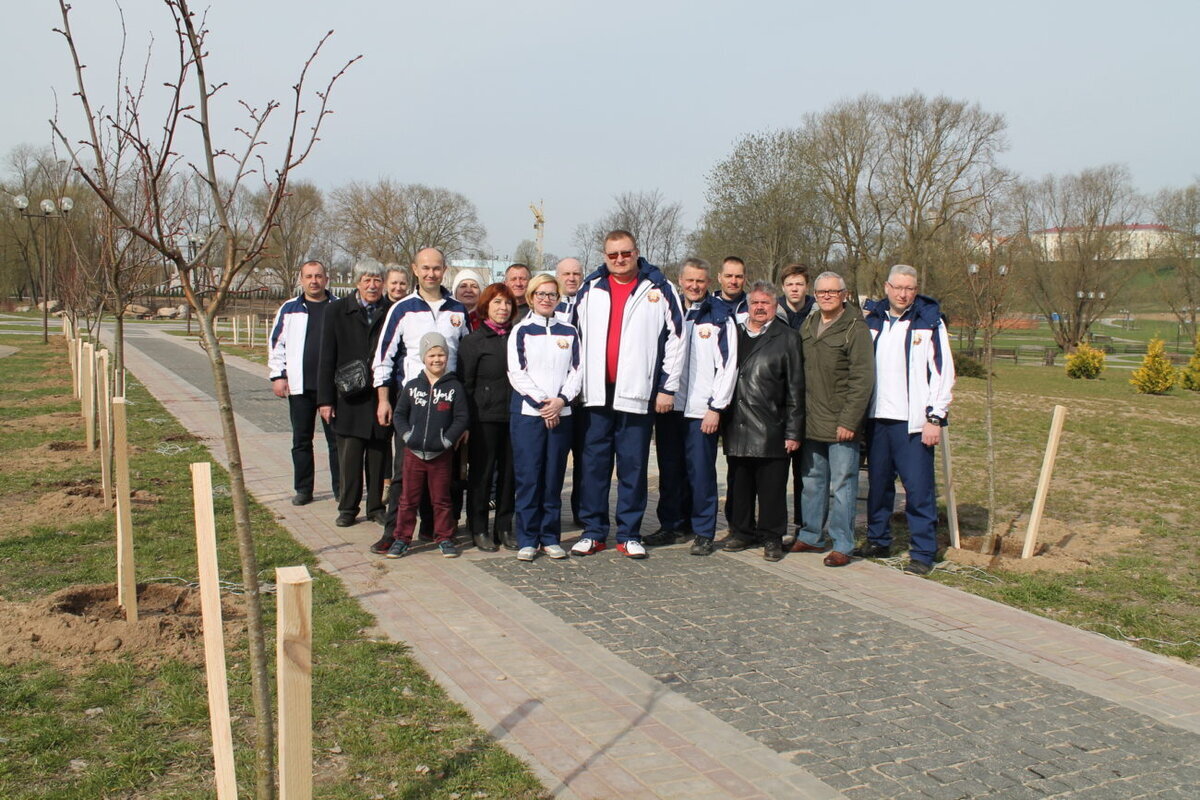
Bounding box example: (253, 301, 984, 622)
(333, 358, 370, 397)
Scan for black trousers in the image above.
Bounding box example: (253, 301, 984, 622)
(335, 434, 388, 517)
(726, 455, 789, 544)
(288, 390, 339, 496)
(466, 421, 514, 537)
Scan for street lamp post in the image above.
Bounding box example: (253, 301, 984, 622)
(179, 233, 206, 336)
(1074, 290, 1106, 347)
(12, 194, 74, 344)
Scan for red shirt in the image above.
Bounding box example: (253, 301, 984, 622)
(605, 275, 638, 384)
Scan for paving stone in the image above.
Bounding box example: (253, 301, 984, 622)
(479, 547, 1200, 798)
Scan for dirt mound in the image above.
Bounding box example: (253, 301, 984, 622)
(0, 583, 245, 672)
(946, 517, 1141, 573)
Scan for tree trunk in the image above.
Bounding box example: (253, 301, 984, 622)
(196, 311, 276, 799)
(113, 311, 126, 396)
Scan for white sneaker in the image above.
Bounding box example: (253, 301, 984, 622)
(570, 537, 607, 556)
(542, 544, 567, 559)
(517, 546, 538, 562)
(617, 540, 647, 559)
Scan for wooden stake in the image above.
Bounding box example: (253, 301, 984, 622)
(264, 318, 271, 348)
(191, 462, 239, 800)
(232, 315, 240, 346)
(1022, 404, 1068, 559)
(98, 350, 113, 506)
(246, 315, 254, 348)
(276, 565, 313, 800)
(112, 397, 138, 622)
(82, 342, 96, 450)
(940, 427, 960, 550)
(72, 337, 83, 399)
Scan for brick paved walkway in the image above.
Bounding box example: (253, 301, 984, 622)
(115, 324, 1200, 799)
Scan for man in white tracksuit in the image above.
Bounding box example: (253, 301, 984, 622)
(569, 230, 684, 559)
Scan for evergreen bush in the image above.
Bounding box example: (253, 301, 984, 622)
(1179, 343, 1200, 392)
(1129, 338, 1180, 395)
(1065, 343, 1105, 380)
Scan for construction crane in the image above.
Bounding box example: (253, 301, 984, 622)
(530, 200, 545, 271)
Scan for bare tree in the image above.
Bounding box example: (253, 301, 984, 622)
(329, 179, 486, 265)
(249, 179, 326, 292)
(694, 129, 831, 282)
(1012, 165, 1142, 351)
(1151, 181, 1200, 344)
(574, 189, 687, 269)
(512, 238, 540, 269)
(877, 93, 1008, 298)
(51, 2, 358, 796)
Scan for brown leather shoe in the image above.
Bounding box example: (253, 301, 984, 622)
(789, 540, 827, 553)
(823, 551, 851, 567)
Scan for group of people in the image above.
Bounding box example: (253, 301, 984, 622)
(268, 230, 955, 573)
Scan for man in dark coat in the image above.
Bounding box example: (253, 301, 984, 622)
(720, 280, 804, 562)
(318, 263, 392, 534)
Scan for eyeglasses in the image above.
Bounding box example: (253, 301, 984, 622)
(814, 289, 845, 297)
(886, 282, 918, 294)
(532, 291, 559, 300)
(605, 250, 635, 261)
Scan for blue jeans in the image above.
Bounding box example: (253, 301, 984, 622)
(798, 439, 861, 555)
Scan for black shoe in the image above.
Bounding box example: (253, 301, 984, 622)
(904, 559, 933, 576)
(721, 535, 758, 552)
(417, 526, 434, 542)
(291, 492, 313, 506)
(499, 530, 518, 550)
(763, 540, 784, 562)
(335, 512, 357, 527)
(852, 543, 892, 559)
(644, 528, 689, 546)
(473, 532, 498, 552)
(366, 510, 387, 526)
(689, 536, 716, 556)
(369, 535, 393, 555)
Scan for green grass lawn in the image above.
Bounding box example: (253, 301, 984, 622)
(922, 363, 1200, 663)
(0, 335, 547, 799)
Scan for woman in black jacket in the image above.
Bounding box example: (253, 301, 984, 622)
(317, 265, 392, 534)
(457, 283, 517, 551)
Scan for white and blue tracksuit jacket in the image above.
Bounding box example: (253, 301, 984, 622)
(507, 313, 582, 416)
(268, 293, 327, 395)
(863, 294, 955, 434)
(674, 299, 738, 419)
(573, 259, 685, 415)
(372, 288, 469, 388)
(711, 291, 748, 325)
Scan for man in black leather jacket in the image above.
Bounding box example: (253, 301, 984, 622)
(720, 280, 804, 562)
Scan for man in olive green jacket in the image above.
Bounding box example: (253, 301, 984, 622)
(790, 271, 875, 566)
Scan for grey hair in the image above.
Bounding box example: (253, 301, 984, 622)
(813, 271, 847, 291)
(385, 264, 408, 281)
(888, 264, 919, 283)
(680, 257, 710, 274)
(352, 258, 385, 283)
(746, 279, 777, 298)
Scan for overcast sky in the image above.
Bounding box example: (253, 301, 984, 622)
(2, 0, 1197, 263)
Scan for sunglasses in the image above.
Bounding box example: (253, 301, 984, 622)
(605, 250, 635, 261)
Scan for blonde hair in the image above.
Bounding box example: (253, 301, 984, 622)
(525, 273, 562, 306)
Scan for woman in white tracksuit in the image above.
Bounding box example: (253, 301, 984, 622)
(507, 274, 582, 561)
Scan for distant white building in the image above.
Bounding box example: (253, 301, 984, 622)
(450, 258, 512, 285)
(1030, 224, 1179, 261)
